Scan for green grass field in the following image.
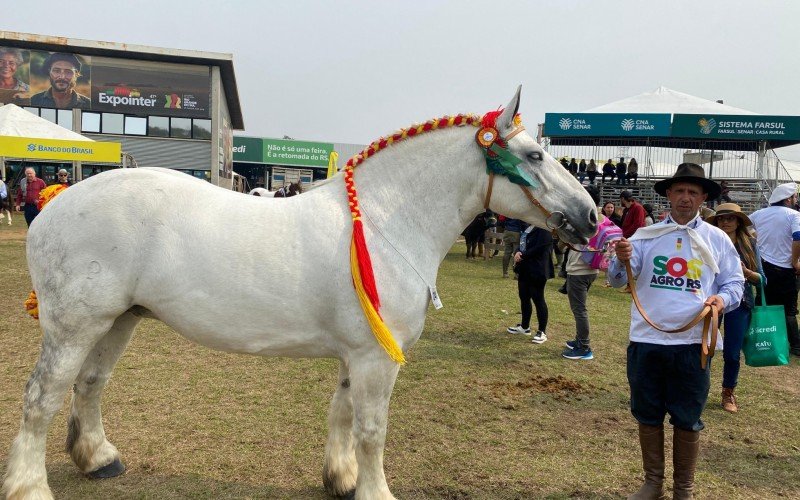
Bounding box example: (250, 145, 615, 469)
(0, 223, 798, 499)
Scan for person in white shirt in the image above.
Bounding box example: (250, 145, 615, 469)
(748, 182, 800, 357)
(607, 163, 744, 500)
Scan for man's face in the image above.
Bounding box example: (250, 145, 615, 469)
(25, 170, 35, 181)
(620, 197, 631, 208)
(49, 61, 78, 93)
(666, 182, 707, 221)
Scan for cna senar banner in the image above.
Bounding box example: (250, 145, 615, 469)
(0, 46, 210, 118)
(0, 136, 121, 162)
(544, 113, 672, 137)
(671, 114, 800, 141)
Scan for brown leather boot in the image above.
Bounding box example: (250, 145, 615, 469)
(721, 387, 738, 413)
(672, 428, 700, 500)
(628, 424, 667, 500)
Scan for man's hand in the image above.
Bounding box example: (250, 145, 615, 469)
(793, 259, 800, 276)
(14, 205, 20, 212)
(615, 237, 632, 262)
(513, 251, 522, 264)
(704, 295, 726, 311)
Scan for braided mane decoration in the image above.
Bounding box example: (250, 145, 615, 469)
(344, 113, 491, 365)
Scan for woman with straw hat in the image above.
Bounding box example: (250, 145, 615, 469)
(706, 203, 765, 413)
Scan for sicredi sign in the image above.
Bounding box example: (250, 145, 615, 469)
(671, 114, 800, 141)
(544, 113, 672, 137)
(233, 137, 334, 168)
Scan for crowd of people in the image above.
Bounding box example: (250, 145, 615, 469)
(561, 156, 640, 185)
(7, 167, 72, 227)
(482, 163, 800, 499)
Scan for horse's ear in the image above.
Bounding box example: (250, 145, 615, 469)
(497, 85, 522, 133)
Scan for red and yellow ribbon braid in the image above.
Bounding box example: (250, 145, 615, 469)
(344, 114, 483, 364)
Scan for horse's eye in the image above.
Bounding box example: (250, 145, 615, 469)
(527, 151, 542, 162)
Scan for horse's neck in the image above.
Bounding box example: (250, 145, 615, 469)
(352, 127, 487, 270)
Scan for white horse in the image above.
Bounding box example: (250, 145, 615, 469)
(2, 88, 597, 500)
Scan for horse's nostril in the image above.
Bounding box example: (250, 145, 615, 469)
(589, 211, 597, 224)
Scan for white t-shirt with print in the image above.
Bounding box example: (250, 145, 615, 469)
(607, 216, 744, 345)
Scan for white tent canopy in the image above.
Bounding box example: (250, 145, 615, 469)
(0, 103, 91, 141)
(584, 86, 759, 116)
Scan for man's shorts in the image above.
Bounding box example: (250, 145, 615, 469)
(627, 342, 711, 431)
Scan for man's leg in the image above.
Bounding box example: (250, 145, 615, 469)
(664, 344, 711, 500)
(23, 205, 39, 226)
(567, 274, 596, 349)
(626, 342, 668, 499)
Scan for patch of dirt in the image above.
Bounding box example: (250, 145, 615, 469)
(468, 375, 605, 408)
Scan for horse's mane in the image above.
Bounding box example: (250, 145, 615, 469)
(346, 114, 483, 171)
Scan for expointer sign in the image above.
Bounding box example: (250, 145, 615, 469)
(671, 114, 800, 141)
(0, 136, 121, 162)
(544, 113, 671, 137)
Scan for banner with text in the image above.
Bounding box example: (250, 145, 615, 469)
(0, 136, 121, 162)
(0, 46, 209, 117)
(233, 137, 334, 168)
(544, 113, 672, 137)
(671, 114, 800, 141)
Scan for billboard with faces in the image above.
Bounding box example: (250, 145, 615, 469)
(0, 46, 210, 118)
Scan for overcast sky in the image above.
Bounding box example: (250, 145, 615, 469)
(5, 0, 800, 159)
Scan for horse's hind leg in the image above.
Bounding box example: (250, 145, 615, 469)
(349, 355, 400, 500)
(2, 317, 114, 500)
(323, 361, 357, 497)
(66, 311, 140, 478)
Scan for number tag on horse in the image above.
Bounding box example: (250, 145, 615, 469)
(429, 286, 443, 310)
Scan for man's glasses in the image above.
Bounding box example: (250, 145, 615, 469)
(50, 68, 76, 77)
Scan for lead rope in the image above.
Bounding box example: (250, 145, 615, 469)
(624, 260, 719, 369)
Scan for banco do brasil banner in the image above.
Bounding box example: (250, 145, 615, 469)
(0, 46, 210, 118)
(545, 113, 672, 137)
(0, 136, 121, 162)
(233, 137, 334, 168)
(671, 114, 800, 141)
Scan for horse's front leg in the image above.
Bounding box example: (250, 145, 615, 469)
(349, 354, 400, 500)
(323, 361, 357, 497)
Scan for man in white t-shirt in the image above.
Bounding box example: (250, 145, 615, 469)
(608, 163, 743, 500)
(749, 182, 800, 357)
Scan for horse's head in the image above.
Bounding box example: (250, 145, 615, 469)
(481, 87, 597, 244)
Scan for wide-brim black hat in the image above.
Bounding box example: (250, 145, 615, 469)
(653, 162, 721, 199)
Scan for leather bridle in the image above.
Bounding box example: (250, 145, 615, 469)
(479, 124, 567, 233)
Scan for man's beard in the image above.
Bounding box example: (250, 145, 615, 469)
(50, 76, 75, 93)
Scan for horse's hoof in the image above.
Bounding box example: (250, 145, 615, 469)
(87, 458, 125, 479)
(341, 488, 356, 500)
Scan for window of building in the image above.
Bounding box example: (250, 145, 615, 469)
(192, 119, 212, 139)
(57, 109, 72, 129)
(124, 116, 147, 136)
(148, 116, 169, 137)
(81, 112, 101, 133)
(170, 117, 192, 139)
(40, 108, 56, 124)
(102, 113, 124, 134)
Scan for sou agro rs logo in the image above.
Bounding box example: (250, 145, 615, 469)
(650, 238, 703, 292)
